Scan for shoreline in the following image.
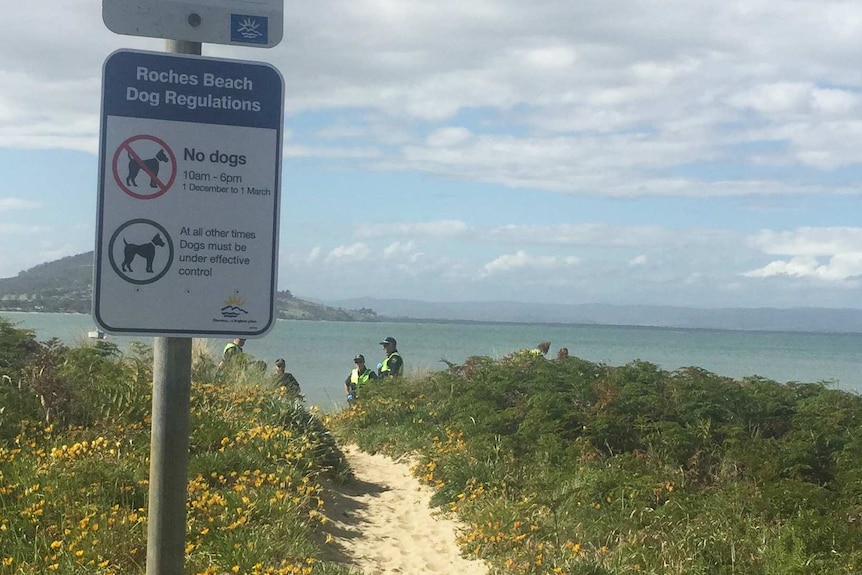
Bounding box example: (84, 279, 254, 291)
(4, 309, 862, 336)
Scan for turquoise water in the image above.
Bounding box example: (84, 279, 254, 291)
(4, 312, 861, 410)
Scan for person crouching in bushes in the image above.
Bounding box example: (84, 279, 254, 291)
(345, 354, 377, 406)
(501, 340, 552, 365)
(534, 341, 551, 356)
(274, 358, 302, 398)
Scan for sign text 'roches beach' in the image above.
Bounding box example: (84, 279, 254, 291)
(94, 49, 284, 337)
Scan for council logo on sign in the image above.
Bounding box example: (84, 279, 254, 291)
(221, 295, 248, 318)
(212, 294, 258, 327)
(231, 14, 268, 44)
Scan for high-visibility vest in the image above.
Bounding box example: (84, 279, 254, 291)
(380, 351, 402, 376)
(223, 342, 240, 359)
(350, 367, 375, 387)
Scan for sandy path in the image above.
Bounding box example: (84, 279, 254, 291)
(319, 445, 488, 575)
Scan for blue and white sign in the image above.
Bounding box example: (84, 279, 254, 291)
(103, 0, 284, 48)
(94, 49, 284, 337)
(231, 14, 268, 45)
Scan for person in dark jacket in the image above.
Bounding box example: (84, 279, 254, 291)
(274, 358, 301, 397)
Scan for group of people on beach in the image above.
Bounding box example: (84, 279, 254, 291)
(218, 335, 565, 405)
(218, 335, 403, 405)
(343, 336, 403, 405)
(530, 341, 569, 360)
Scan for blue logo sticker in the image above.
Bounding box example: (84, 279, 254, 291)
(231, 14, 268, 44)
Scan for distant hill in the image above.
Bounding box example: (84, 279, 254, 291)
(0, 253, 93, 313)
(0, 252, 378, 322)
(10, 254, 860, 332)
(323, 297, 862, 334)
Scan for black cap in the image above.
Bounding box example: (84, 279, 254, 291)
(379, 336, 397, 346)
(353, 354, 365, 363)
(275, 358, 285, 367)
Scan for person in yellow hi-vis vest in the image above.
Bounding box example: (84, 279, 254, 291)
(378, 336, 403, 377)
(345, 354, 377, 405)
(216, 337, 246, 381)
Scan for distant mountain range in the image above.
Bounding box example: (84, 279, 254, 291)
(4, 253, 861, 333)
(321, 297, 862, 334)
(0, 252, 378, 322)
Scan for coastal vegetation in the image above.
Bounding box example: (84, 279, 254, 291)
(0, 317, 352, 574)
(3, 315, 862, 574)
(331, 352, 862, 574)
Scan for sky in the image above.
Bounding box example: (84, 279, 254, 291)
(2, 0, 862, 309)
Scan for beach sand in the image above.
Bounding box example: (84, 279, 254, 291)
(320, 445, 488, 575)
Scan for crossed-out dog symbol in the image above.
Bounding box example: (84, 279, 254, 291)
(126, 148, 170, 188)
(112, 136, 176, 200)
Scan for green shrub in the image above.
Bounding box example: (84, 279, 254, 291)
(0, 333, 354, 575)
(331, 352, 862, 575)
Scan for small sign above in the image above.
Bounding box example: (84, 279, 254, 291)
(103, 0, 284, 48)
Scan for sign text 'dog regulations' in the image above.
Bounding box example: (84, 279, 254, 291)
(94, 49, 284, 337)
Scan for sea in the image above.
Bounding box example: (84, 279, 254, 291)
(4, 311, 861, 411)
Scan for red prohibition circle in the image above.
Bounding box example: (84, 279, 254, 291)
(112, 135, 178, 200)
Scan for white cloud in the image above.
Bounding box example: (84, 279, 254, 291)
(482, 250, 533, 274)
(383, 241, 423, 261)
(426, 127, 472, 147)
(0, 223, 49, 234)
(325, 243, 371, 263)
(0, 198, 43, 211)
(5, 0, 862, 200)
(307, 247, 322, 262)
(745, 227, 862, 281)
(488, 223, 687, 247)
(480, 250, 578, 276)
(521, 44, 578, 69)
(811, 88, 859, 115)
(744, 253, 862, 282)
(355, 220, 469, 239)
(728, 82, 813, 115)
(282, 145, 381, 159)
(629, 255, 648, 266)
(398, 133, 843, 197)
(789, 121, 862, 170)
(748, 227, 862, 256)
(745, 257, 838, 281)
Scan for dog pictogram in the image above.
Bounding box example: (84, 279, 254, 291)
(126, 148, 170, 188)
(107, 219, 174, 285)
(112, 136, 177, 200)
(121, 233, 166, 273)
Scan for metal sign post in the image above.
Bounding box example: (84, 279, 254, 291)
(146, 38, 198, 575)
(98, 3, 284, 572)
